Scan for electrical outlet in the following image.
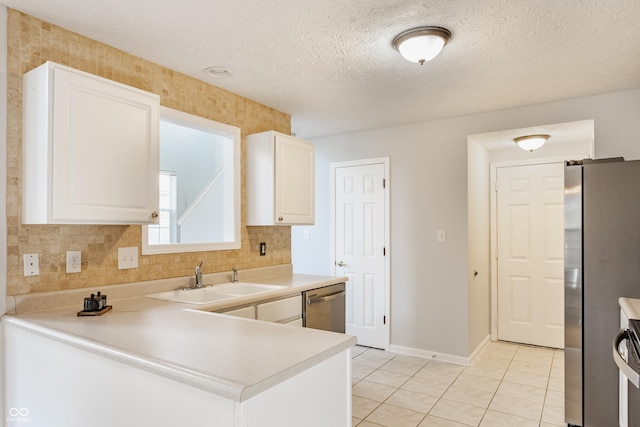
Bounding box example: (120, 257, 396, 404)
(118, 247, 138, 270)
(66, 250, 82, 273)
(23, 253, 39, 276)
(260, 242, 266, 256)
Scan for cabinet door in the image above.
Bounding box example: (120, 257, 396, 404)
(256, 295, 302, 323)
(274, 135, 314, 225)
(221, 306, 256, 319)
(23, 62, 159, 224)
(52, 66, 159, 223)
(285, 318, 303, 327)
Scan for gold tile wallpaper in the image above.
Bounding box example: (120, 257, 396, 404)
(6, 10, 293, 295)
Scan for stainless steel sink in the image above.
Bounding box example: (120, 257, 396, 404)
(145, 282, 283, 305)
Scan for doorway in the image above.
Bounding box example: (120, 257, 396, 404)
(467, 119, 593, 352)
(331, 158, 390, 350)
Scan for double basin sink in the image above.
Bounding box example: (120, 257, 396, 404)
(145, 282, 283, 305)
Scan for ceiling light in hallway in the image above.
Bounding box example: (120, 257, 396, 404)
(514, 134, 550, 152)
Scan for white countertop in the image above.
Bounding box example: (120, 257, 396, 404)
(620, 297, 640, 320)
(4, 273, 356, 402)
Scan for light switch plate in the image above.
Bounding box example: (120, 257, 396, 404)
(66, 250, 82, 273)
(437, 229, 447, 243)
(118, 247, 139, 269)
(23, 253, 39, 276)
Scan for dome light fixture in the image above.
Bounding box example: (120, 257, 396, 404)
(392, 26, 451, 65)
(514, 134, 550, 152)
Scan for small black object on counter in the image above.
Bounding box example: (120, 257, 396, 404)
(78, 292, 111, 316)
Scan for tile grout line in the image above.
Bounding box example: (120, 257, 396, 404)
(475, 346, 516, 427)
(354, 349, 429, 425)
(379, 355, 442, 427)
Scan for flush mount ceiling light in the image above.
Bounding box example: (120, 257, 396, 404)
(514, 134, 550, 152)
(392, 26, 451, 65)
(204, 66, 233, 78)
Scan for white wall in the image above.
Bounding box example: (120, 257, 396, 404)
(467, 141, 491, 354)
(293, 88, 640, 358)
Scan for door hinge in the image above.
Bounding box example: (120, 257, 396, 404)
(383, 178, 386, 188)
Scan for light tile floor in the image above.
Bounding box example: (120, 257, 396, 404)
(351, 341, 564, 427)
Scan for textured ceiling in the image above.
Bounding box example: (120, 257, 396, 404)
(3, 0, 640, 139)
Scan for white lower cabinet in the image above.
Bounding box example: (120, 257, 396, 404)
(217, 294, 303, 326)
(4, 320, 351, 427)
(221, 305, 256, 319)
(256, 295, 302, 324)
(285, 318, 304, 327)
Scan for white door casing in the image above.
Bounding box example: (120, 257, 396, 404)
(496, 162, 564, 348)
(331, 158, 389, 350)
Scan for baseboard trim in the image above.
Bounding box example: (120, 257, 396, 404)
(388, 344, 471, 366)
(468, 335, 491, 365)
(389, 335, 492, 367)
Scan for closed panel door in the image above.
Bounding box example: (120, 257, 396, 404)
(335, 163, 386, 348)
(497, 163, 564, 348)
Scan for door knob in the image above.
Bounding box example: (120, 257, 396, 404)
(336, 260, 347, 267)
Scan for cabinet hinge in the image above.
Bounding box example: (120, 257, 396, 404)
(383, 315, 386, 325)
(383, 179, 386, 188)
(383, 247, 386, 256)
(494, 180, 498, 192)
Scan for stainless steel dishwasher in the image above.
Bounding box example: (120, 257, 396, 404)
(302, 283, 345, 333)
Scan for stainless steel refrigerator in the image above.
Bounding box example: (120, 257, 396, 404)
(565, 158, 640, 427)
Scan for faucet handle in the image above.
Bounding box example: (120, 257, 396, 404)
(195, 260, 204, 273)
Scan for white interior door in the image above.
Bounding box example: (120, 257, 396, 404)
(496, 162, 564, 349)
(333, 161, 388, 349)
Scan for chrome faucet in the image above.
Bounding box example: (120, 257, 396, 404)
(194, 261, 204, 288)
(232, 267, 238, 283)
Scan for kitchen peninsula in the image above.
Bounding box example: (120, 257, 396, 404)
(4, 267, 355, 427)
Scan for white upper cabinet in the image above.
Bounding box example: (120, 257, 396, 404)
(22, 61, 160, 224)
(246, 131, 315, 225)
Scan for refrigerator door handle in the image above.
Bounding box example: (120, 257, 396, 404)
(613, 329, 640, 388)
